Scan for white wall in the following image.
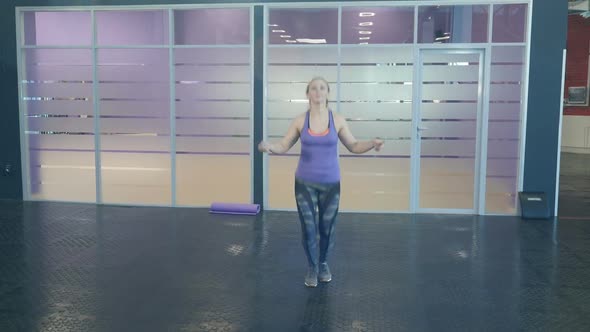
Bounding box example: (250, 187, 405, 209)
(562, 115, 590, 154)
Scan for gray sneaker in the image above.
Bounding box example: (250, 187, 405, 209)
(318, 262, 332, 282)
(304, 266, 318, 287)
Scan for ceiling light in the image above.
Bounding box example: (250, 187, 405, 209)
(359, 12, 375, 17)
(268, 24, 278, 27)
(285, 40, 297, 43)
(359, 37, 371, 40)
(359, 42, 369, 45)
(359, 31, 372, 35)
(359, 22, 373, 26)
(272, 29, 286, 33)
(296, 38, 327, 44)
(280, 35, 291, 38)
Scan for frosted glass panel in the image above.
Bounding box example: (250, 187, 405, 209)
(267, 157, 298, 208)
(177, 156, 250, 205)
(21, 49, 95, 202)
(268, 8, 338, 44)
(420, 159, 476, 209)
(339, 103, 412, 120)
(267, 47, 338, 209)
(97, 49, 170, 205)
(340, 47, 414, 103)
(419, 51, 481, 210)
(174, 8, 250, 45)
(340, 46, 414, 63)
(96, 11, 169, 45)
(101, 153, 171, 205)
(486, 46, 524, 214)
(340, 158, 410, 211)
(341, 7, 414, 44)
(492, 4, 528, 43)
(23, 11, 91, 46)
(175, 48, 251, 206)
(422, 85, 479, 100)
(176, 101, 250, 118)
(418, 5, 489, 43)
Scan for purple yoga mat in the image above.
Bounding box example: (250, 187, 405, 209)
(209, 202, 260, 215)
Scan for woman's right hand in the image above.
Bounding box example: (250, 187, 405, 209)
(258, 141, 273, 153)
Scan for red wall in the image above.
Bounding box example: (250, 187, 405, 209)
(564, 15, 590, 116)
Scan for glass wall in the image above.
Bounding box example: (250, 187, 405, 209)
(340, 7, 414, 212)
(418, 51, 482, 211)
(486, 46, 526, 214)
(486, 3, 528, 214)
(19, 7, 253, 206)
(417, 5, 489, 43)
(174, 9, 252, 206)
(18, 2, 530, 215)
(22, 12, 95, 202)
(264, 3, 529, 214)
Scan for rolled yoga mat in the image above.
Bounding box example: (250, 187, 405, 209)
(209, 202, 261, 215)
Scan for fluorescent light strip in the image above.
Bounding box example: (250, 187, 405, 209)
(295, 38, 326, 44)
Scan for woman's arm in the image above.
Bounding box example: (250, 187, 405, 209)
(258, 116, 303, 154)
(335, 114, 384, 154)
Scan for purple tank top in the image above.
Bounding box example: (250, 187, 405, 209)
(295, 111, 340, 183)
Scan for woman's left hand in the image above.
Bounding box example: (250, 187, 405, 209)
(373, 138, 384, 152)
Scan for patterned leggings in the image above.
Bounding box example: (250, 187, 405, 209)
(294, 178, 341, 268)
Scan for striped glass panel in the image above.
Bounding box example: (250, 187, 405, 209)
(175, 47, 252, 206)
(419, 52, 481, 210)
(97, 49, 171, 205)
(22, 48, 96, 202)
(486, 46, 525, 214)
(338, 47, 413, 211)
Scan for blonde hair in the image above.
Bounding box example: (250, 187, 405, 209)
(306, 76, 330, 107)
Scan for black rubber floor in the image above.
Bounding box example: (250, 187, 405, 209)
(0, 153, 589, 331)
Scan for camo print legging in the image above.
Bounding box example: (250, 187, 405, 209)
(294, 178, 341, 268)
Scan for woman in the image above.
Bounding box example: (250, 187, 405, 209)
(258, 77, 384, 287)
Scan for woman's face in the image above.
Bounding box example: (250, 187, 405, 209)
(307, 79, 329, 106)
